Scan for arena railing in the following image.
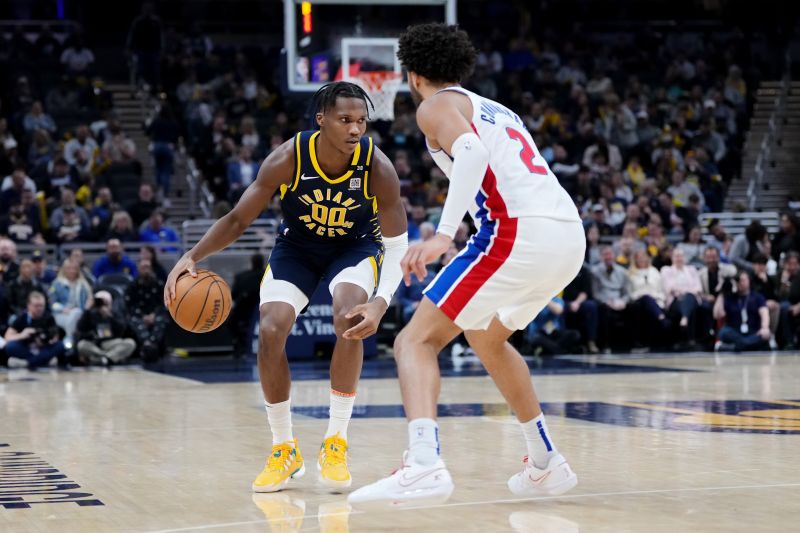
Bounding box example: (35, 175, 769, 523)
(747, 49, 792, 211)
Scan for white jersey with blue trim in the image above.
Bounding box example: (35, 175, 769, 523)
(428, 87, 580, 225)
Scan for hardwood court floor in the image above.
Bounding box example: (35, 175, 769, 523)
(2, 352, 800, 532)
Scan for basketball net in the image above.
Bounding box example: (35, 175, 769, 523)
(352, 71, 402, 121)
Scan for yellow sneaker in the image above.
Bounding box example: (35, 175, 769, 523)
(317, 433, 351, 489)
(252, 439, 305, 492)
(251, 493, 306, 532)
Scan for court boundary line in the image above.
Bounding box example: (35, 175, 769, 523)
(139, 481, 800, 533)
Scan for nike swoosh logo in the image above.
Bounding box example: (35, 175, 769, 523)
(398, 467, 447, 487)
(528, 471, 551, 484)
(300, 173, 319, 180)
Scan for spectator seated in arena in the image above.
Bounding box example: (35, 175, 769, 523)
(22, 101, 57, 137)
(592, 245, 630, 351)
(229, 254, 265, 355)
(0, 238, 20, 282)
(27, 129, 57, 168)
(750, 253, 780, 342)
(7, 259, 48, 316)
(662, 248, 704, 347)
(226, 146, 260, 202)
(524, 296, 581, 356)
(1, 167, 36, 214)
(677, 226, 705, 268)
(63, 125, 98, 176)
(31, 250, 57, 288)
(139, 245, 167, 283)
(776, 251, 800, 349)
(561, 263, 599, 354)
(75, 290, 136, 366)
(68, 248, 96, 285)
(4, 291, 65, 370)
(771, 212, 800, 261)
(106, 211, 138, 242)
(139, 210, 179, 248)
(92, 239, 138, 279)
(0, 198, 44, 244)
(128, 183, 159, 228)
(49, 188, 91, 242)
(42, 157, 81, 201)
(729, 221, 768, 274)
(89, 186, 115, 239)
(125, 259, 167, 361)
(714, 271, 770, 352)
(49, 258, 93, 340)
(60, 35, 95, 76)
(101, 122, 138, 165)
(628, 250, 669, 348)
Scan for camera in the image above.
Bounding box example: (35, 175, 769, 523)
(720, 277, 737, 297)
(33, 326, 57, 344)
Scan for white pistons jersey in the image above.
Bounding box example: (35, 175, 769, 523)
(429, 87, 580, 227)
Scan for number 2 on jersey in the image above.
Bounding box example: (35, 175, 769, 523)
(505, 127, 547, 175)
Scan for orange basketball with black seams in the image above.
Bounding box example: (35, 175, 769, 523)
(168, 268, 232, 333)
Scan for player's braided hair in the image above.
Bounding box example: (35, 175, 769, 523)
(398, 23, 476, 85)
(308, 81, 375, 128)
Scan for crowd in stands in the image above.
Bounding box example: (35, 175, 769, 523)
(1, 3, 798, 368)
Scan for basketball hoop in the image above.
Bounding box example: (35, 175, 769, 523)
(353, 71, 402, 121)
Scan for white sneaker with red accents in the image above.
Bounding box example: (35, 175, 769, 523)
(507, 454, 577, 497)
(347, 452, 454, 509)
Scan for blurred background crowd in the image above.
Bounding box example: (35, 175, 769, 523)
(2, 0, 800, 369)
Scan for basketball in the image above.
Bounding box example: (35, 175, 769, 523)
(168, 269, 232, 333)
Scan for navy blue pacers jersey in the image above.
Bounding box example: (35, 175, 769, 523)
(264, 130, 383, 303)
(279, 130, 381, 244)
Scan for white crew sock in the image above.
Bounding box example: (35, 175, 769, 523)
(326, 389, 356, 440)
(265, 399, 293, 445)
(407, 418, 440, 466)
(520, 413, 557, 469)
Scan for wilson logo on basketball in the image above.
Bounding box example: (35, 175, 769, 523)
(199, 299, 222, 332)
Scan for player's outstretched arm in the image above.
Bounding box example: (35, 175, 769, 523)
(400, 93, 490, 284)
(164, 140, 294, 306)
(344, 147, 408, 340)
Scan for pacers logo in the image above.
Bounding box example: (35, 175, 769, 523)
(555, 400, 800, 434)
(296, 188, 361, 237)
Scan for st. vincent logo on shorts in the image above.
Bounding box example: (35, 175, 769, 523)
(554, 400, 800, 434)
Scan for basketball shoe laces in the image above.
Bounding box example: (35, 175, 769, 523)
(267, 443, 295, 472)
(321, 435, 347, 467)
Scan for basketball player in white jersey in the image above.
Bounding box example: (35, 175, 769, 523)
(349, 23, 585, 507)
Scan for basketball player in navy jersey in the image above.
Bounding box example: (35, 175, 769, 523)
(165, 82, 408, 492)
(349, 24, 583, 507)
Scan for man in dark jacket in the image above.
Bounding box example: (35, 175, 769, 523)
(75, 290, 136, 366)
(562, 264, 599, 353)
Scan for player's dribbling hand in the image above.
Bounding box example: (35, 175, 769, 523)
(343, 299, 388, 340)
(401, 234, 451, 286)
(164, 255, 197, 307)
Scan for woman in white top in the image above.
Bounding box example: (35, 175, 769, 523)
(628, 250, 669, 346)
(661, 247, 703, 345)
(48, 259, 93, 338)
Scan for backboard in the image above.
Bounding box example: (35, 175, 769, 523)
(283, 0, 457, 94)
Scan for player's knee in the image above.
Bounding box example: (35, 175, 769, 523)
(259, 317, 289, 349)
(332, 310, 358, 338)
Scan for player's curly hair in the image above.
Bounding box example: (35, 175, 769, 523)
(398, 23, 476, 85)
(310, 81, 374, 120)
